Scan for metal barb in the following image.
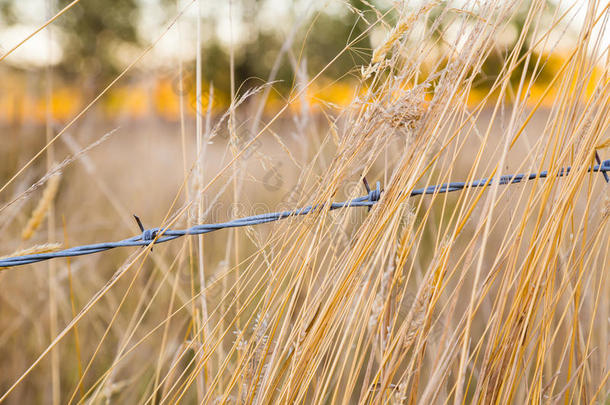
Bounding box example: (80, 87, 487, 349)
(363, 177, 381, 211)
(133, 214, 145, 232)
(363, 177, 371, 194)
(133, 214, 155, 251)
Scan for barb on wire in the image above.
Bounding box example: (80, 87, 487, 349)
(0, 159, 608, 269)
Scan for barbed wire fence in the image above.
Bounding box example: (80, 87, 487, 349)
(0, 157, 607, 269)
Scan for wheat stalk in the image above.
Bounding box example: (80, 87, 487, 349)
(0, 243, 62, 270)
(21, 173, 61, 241)
(370, 1, 439, 64)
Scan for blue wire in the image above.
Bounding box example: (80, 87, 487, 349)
(0, 160, 607, 269)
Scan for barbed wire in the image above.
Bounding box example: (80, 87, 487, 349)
(0, 159, 608, 269)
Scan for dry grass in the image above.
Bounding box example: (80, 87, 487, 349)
(21, 173, 61, 241)
(0, 243, 62, 270)
(0, 0, 609, 404)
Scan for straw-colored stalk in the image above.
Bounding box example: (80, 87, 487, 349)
(21, 173, 61, 241)
(0, 243, 62, 270)
(370, 1, 439, 64)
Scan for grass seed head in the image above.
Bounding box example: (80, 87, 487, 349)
(21, 172, 61, 241)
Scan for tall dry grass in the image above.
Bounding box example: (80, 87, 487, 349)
(0, 0, 609, 404)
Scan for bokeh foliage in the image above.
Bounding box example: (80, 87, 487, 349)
(1, 0, 556, 93)
(56, 0, 141, 80)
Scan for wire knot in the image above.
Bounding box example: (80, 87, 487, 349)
(368, 181, 382, 202)
(141, 228, 159, 242)
(133, 214, 158, 246)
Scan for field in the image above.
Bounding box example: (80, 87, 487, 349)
(0, 0, 609, 403)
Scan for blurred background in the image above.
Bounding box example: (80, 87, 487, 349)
(0, 0, 599, 125)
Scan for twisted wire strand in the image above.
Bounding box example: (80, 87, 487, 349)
(1, 160, 608, 269)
